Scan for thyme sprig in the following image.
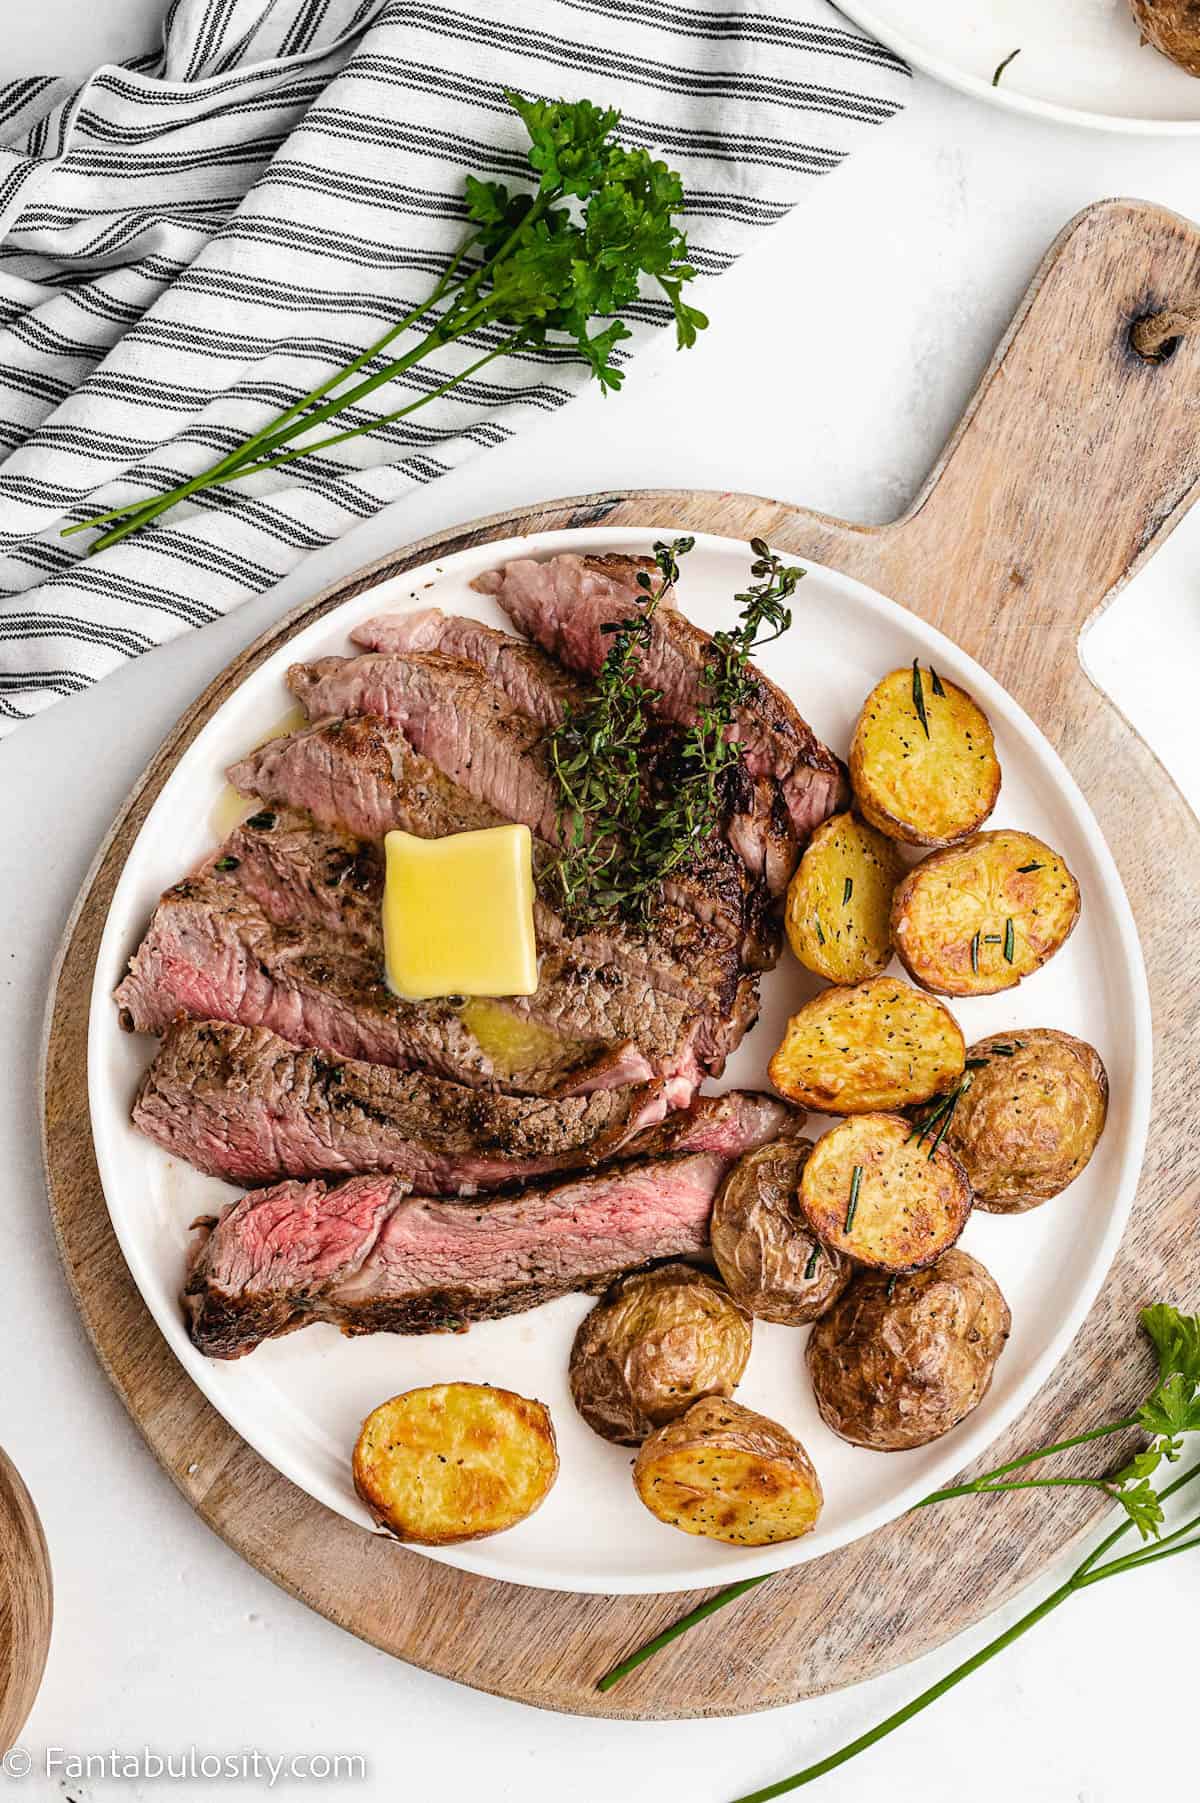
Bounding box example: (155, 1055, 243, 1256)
(545, 537, 801, 924)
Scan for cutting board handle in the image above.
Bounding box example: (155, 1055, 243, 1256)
(801, 198, 1200, 712)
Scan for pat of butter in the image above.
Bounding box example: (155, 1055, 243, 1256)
(383, 825, 538, 1002)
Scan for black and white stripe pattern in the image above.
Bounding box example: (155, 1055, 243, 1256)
(0, 0, 908, 731)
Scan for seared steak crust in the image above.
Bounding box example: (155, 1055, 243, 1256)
(135, 1020, 672, 1190)
(184, 1150, 728, 1359)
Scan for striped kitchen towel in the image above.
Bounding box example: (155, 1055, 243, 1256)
(0, 0, 909, 732)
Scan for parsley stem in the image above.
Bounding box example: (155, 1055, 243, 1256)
(729, 1580, 1079, 1802)
(596, 1573, 774, 1693)
(916, 1415, 1140, 1505)
(63, 234, 482, 545)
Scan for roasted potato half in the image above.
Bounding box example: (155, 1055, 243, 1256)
(353, 1382, 558, 1544)
(768, 976, 965, 1115)
(807, 1250, 1011, 1450)
(634, 1397, 823, 1545)
(711, 1139, 851, 1325)
(945, 1028, 1108, 1213)
(1129, 0, 1200, 75)
(784, 811, 904, 983)
(799, 1112, 972, 1272)
(850, 664, 1001, 848)
(891, 829, 1080, 997)
(569, 1264, 752, 1446)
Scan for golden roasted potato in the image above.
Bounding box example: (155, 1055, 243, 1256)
(806, 1250, 1011, 1450)
(634, 1396, 823, 1545)
(768, 976, 965, 1115)
(799, 1112, 972, 1272)
(353, 1382, 558, 1544)
(1129, 0, 1200, 75)
(569, 1264, 751, 1445)
(784, 811, 904, 982)
(711, 1138, 851, 1325)
(850, 664, 1001, 848)
(944, 1028, 1108, 1213)
(891, 829, 1080, 997)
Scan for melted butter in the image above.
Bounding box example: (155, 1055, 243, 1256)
(458, 999, 580, 1080)
(383, 825, 538, 1003)
(208, 705, 308, 841)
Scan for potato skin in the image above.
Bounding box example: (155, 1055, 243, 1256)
(799, 1112, 973, 1273)
(569, 1263, 751, 1446)
(850, 666, 1000, 848)
(1129, 0, 1200, 75)
(634, 1397, 823, 1545)
(353, 1382, 558, 1544)
(785, 811, 904, 983)
(768, 976, 965, 1115)
(946, 1029, 1108, 1213)
(891, 829, 1080, 997)
(711, 1139, 851, 1325)
(807, 1250, 1011, 1450)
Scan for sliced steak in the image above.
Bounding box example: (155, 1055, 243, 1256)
(134, 1020, 670, 1190)
(351, 607, 577, 725)
(185, 1149, 728, 1358)
(472, 552, 847, 841)
(114, 859, 717, 1095)
(135, 1019, 798, 1190)
(207, 793, 752, 1069)
(230, 716, 755, 999)
(284, 656, 775, 964)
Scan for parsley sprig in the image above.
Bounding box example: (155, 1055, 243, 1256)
(64, 92, 706, 553)
(597, 1303, 1200, 1796)
(545, 537, 801, 925)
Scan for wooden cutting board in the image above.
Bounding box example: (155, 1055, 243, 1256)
(0, 1451, 51, 1753)
(41, 197, 1200, 1719)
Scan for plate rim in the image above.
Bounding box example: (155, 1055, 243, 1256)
(84, 523, 1154, 1595)
(841, 0, 1200, 136)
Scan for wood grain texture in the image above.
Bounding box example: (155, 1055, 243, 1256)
(40, 198, 1200, 1718)
(0, 1450, 52, 1753)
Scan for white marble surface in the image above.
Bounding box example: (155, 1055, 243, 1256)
(3, 5, 1200, 1800)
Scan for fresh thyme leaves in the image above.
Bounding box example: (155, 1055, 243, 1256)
(843, 1166, 863, 1232)
(911, 659, 930, 738)
(545, 537, 801, 925)
(992, 46, 1022, 85)
(66, 93, 707, 553)
(214, 856, 240, 871)
(597, 1304, 1200, 1786)
(1003, 916, 1016, 962)
(803, 1244, 821, 1282)
(970, 930, 981, 974)
(842, 878, 854, 906)
(1017, 861, 1044, 873)
(245, 811, 277, 832)
(929, 666, 946, 698)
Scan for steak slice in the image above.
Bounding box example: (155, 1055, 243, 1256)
(231, 718, 756, 1003)
(185, 1149, 729, 1358)
(206, 797, 753, 1075)
(135, 1020, 671, 1190)
(114, 860, 717, 1096)
(351, 607, 577, 726)
(472, 552, 847, 841)
(284, 655, 776, 965)
(135, 1019, 799, 1190)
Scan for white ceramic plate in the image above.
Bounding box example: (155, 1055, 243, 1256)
(843, 0, 1200, 134)
(88, 527, 1151, 1594)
